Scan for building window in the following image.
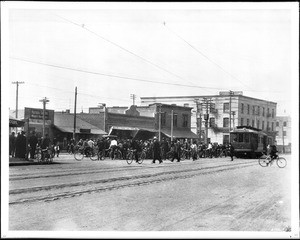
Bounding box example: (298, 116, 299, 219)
(247, 104, 250, 115)
(247, 119, 250, 126)
(182, 114, 188, 127)
(161, 112, 166, 126)
(257, 120, 260, 129)
(283, 131, 287, 136)
(173, 114, 177, 127)
(271, 122, 274, 131)
(262, 107, 265, 116)
(267, 122, 269, 131)
(241, 103, 244, 114)
(252, 119, 255, 127)
(209, 117, 215, 127)
(223, 103, 229, 113)
(276, 121, 279, 127)
(283, 121, 287, 127)
(272, 109, 274, 118)
(241, 118, 244, 126)
(267, 108, 270, 116)
(252, 106, 255, 115)
(257, 106, 260, 116)
(223, 118, 229, 127)
(262, 121, 265, 130)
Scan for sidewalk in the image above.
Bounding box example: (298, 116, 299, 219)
(9, 157, 41, 166)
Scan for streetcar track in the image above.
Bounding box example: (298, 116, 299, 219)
(9, 159, 257, 181)
(9, 162, 257, 205)
(10, 161, 255, 194)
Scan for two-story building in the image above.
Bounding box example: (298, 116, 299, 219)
(141, 91, 277, 144)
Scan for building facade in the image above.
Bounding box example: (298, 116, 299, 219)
(275, 116, 291, 153)
(141, 91, 277, 144)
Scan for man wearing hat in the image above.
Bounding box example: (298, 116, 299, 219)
(28, 131, 38, 159)
(152, 136, 162, 164)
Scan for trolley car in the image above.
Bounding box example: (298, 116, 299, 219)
(230, 126, 272, 158)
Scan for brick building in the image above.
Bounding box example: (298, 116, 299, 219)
(140, 91, 277, 144)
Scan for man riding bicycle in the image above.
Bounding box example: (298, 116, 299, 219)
(267, 144, 278, 165)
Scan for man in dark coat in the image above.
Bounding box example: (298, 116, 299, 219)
(131, 139, 142, 163)
(171, 139, 181, 162)
(152, 136, 162, 164)
(228, 143, 235, 161)
(15, 131, 27, 159)
(9, 132, 16, 157)
(28, 131, 38, 159)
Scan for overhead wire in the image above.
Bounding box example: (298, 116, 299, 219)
(162, 21, 259, 93)
(11, 56, 224, 91)
(52, 13, 214, 94)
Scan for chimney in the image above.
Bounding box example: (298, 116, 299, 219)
(66, 109, 70, 114)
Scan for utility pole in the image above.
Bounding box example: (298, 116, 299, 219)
(39, 97, 49, 138)
(99, 103, 106, 133)
(201, 97, 212, 145)
(194, 99, 202, 142)
(73, 87, 77, 140)
(157, 104, 163, 141)
(12, 81, 24, 118)
(170, 110, 174, 141)
(130, 94, 136, 106)
(282, 124, 285, 153)
(228, 90, 234, 143)
(232, 111, 236, 131)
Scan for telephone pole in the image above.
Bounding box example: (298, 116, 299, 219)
(170, 110, 174, 141)
(73, 87, 77, 140)
(201, 97, 212, 145)
(39, 97, 49, 138)
(12, 81, 24, 118)
(130, 94, 136, 106)
(194, 99, 202, 142)
(228, 90, 234, 143)
(157, 104, 163, 141)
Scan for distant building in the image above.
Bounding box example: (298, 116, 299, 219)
(275, 116, 291, 153)
(141, 91, 277, 144)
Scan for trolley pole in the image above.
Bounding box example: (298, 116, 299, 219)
(12, 81, 24, 118)
(158, 104, 162, 141)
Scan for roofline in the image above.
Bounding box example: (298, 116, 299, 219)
(141, 95, 277, 105)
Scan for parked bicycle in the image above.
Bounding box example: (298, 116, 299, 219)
(126, 149, 145, 164)
(37, 147, 54, 164)
(258, 154, 287, 168)
(74, 146, 98, 161)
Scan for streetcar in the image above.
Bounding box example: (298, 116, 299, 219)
(230, 126, 272, 158)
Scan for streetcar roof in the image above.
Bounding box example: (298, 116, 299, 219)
(230, 128, 267, 135)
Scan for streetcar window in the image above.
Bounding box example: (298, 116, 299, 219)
(244, 133, 250, 143)
(230, 133, 238, 142)
(238, 133, 244, 142)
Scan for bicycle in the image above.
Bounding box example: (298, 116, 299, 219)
(126, 149, 145, 164)
(38, 147, 53, 164)
(74, 147, 99, 161)
(258, 154, 287, 168)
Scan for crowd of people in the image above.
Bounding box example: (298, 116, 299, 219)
(65, 136, 236, 163)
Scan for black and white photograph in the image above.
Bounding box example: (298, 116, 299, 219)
(1, 1, 299, 239)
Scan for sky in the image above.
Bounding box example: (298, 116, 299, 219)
(2, 2, 299, 116)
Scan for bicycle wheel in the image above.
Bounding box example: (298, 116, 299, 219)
(126, 152, 133, 164)
(98, 151, 105, 160)
(137, 152, 146, 164)
(74, 150, 84, 161)
(90, 149, 98, 161)
(277, 157, 287, 168)
(258, 155, 269, 167)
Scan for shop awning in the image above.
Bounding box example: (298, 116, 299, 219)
(54, 126, 106, 135)
(9, 116, 25, 127)
(161, 129, 199, 139)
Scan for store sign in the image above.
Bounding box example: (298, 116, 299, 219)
(29, 109, 50, 120)
(80, 128, 91, 133)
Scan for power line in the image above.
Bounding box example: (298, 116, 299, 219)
(11, 56, 223, 90)
(163, 22, 256, 92)
(52, 14, 208, 92)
